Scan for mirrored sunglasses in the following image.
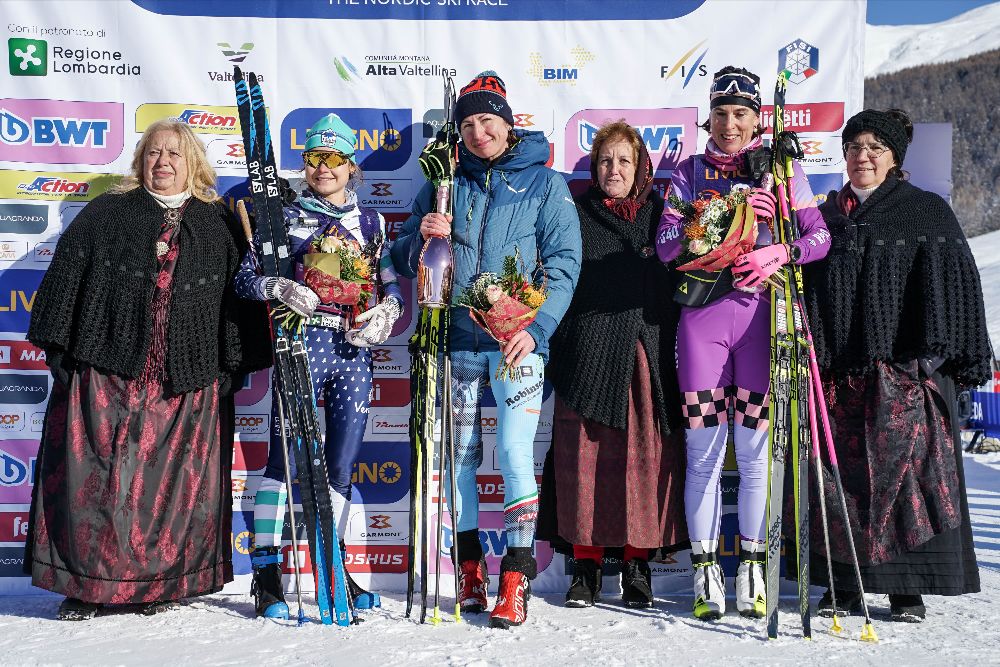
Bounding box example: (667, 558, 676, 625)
(303, 151, 350, 169)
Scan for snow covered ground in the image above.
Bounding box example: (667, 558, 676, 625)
(969, 228, 1000, 350)
(866, 2, 1000, 77)
(1, 447, 998, 665)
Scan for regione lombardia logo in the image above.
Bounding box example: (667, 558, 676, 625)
(779, 39, 819, 84)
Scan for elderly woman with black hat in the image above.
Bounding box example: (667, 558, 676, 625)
(655, 66, 830, 621)
(801, 108, 991, 623)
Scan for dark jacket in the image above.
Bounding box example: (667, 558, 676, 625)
(547, 186, 682, 432)
(28, 187, 271, 393)
(805, 177, 992, 387)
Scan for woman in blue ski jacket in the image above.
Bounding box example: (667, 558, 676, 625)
(392, 70, 581, 629)
(233, 113, 404, 619)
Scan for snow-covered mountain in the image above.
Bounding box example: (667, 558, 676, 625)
(969, 228, 1000, 351)
(866, 2, 1000, 77)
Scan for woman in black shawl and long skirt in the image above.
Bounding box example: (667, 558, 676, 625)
(802, 108, 992, 622)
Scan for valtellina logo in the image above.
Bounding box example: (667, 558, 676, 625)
(218, 42, 253, 63)
(334, 56, 361, 83)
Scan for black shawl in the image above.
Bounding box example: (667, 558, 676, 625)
(804, 177, 992, 387)
(28, 187, 271, 393)
(547, 186, 682, 432)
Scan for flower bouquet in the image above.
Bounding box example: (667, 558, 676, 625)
(458, 251, 547, 381)
(670, 183, 758, 272)
(302, 234, 374, 307)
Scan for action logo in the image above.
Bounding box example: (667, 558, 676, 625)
(136, 104, 245, 136)
(0, 171, 117, 202)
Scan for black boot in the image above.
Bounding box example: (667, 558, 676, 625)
(565, 558, 602, 608)
(621, 558, 653, 608)
(817, 588, 864, 617)
(251, 546, 289, 619)
(57, 597, 102, 621)
(340, 540, 380, 610)
(137, 600, 180, 616)
(889, 594, 925, 623)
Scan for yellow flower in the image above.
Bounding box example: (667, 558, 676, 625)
(686, 222, 707, 240)
(522, 286, 546, 309)
(354, 258, 371, 278)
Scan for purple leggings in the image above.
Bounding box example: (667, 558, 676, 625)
(677, 291, 770, 543)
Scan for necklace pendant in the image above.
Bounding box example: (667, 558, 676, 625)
(164, 208, 180, 226)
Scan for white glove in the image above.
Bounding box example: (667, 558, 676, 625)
(346, 297, 402, 348)
(265, 277, 320, 318)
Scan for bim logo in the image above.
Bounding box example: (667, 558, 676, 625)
(8, 38, 47, 77)
(660, 39, 709, 88)
(779, 39, 819, 84)
(0, 99, 124, 165)
(334, 56, 361, 82)
(526, 47, 595, 87)
(218, 41, 253, 63)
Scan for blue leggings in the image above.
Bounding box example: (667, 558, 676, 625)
(448, 350, 544, 549)
(256, 327, 372, 544)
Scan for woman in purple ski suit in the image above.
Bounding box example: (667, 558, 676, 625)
(655, 66, 830, 621)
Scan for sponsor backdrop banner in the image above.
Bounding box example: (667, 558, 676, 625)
(0, 0, 863, 596)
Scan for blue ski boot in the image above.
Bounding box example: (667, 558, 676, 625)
(251, 546, 289, 619)
(341, 541, 381, 610)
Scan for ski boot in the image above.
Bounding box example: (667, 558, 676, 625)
(57, 597, 102, 621)
(889, 594, 925, 623)
(251, 546, 289, 619)
(621, 558, 654, 609)
(691, 540, 725, 621)
(736, 539, 766, 618)
(490, 548, 536, 629)
(565, 558, 602, 608)
(455, 529, 489, 614)
(818, 588, 864, 617)
(340, 541, 380, 610)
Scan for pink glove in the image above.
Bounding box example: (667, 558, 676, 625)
(747, 188, 777, 221)
(732, 244, 789, 289)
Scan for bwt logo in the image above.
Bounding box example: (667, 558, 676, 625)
(17, 177, 89, 195)
(177, 109, 237, 129)
(527, 47, 595, 87)
(577, 120, 684, 155)
(0, 449, 31, 486)
(0, 109, 110, 148)
(370, 182, 393, 197)
(661, 39, 709, 88)
(779, 39, 819, 84)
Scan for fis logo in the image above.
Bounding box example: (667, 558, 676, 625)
(218, 41, 253, 63)
(8, 38, 47, 77)
(17, 177, 89, 196)
(779, 39, 819, 84)
(527, 47, 595, 87)
(661, 39, 709, 88)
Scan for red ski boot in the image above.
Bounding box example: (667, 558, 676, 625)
(457, 557, 489, 613)
(489, 549, 536, 629)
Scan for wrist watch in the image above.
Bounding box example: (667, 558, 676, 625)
(787, 243, 802, 264)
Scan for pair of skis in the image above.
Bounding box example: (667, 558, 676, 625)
(234, 66, 354, 627)
(407, 74, 462, 625)
(763, 71, 876, 642)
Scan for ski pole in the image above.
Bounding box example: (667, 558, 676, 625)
(431, 363, 448, 625)
(444, 354, 462, 622)
(276, 390, 307, 625)
(807, 373, 841, 635)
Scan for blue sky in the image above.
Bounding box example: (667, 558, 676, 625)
(867, 0, 997, 24)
